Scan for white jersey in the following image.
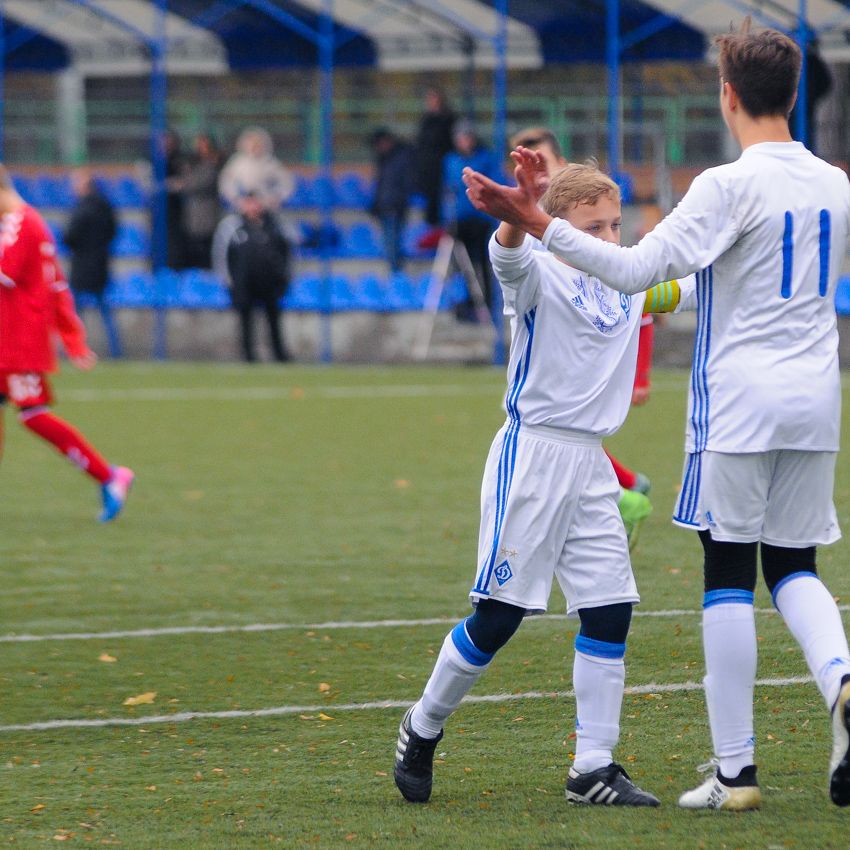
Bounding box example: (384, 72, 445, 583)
(541, 142, 850, 453)
(489, 234, 646, 437)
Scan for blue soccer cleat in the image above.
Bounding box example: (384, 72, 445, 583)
(99, 466, 135, 522)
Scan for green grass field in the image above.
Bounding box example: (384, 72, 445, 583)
(2, 362, 850, 848)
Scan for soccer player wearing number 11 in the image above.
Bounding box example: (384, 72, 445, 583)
(463, 19, 850, 810)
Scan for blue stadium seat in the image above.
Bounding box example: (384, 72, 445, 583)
(331, 274, 357, 311)
(440, 273, 469, 309)
(835, 276, 850, 315)
(110, 176, 147, 208)
(45, 219, 69, 256)
(36, 174, 74, 209)
(334, 173, 371, 209)
(286, 175, 314, 208)
(384, 272, 418, 311)
(298, 220, 342, 257)
(311, 174, 336, 208)
(12, 175, 37, 205)
(344, 221, 382, 259)
(283, 274, 322, 311)
(173, 269, 230, 309)
(353, 273, 388, 311)
(112, 222, 149, 257)
(106, 271, 159, 308)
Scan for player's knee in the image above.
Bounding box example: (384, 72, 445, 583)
(699, 529, 757, 592)
(577, 602, 633, 645)
(761, 543, 817, 595)
(465, 599, 526, 655)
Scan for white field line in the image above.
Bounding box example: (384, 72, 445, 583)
(54, 374, 850, 404)
(0, 676, 813, 733)
(3, 605, 849, 644)
(60, 384, 506, 403)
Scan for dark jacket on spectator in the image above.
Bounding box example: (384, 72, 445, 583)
(63, 186, 117, 295)
(371, 139, 414, 216)
(225, 211, 291, 310)
(415, 109, 456, 194)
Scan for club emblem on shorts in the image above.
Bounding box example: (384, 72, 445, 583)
(494, 560, 513, 586)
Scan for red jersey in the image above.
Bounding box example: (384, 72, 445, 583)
(0, 204, 87, 372)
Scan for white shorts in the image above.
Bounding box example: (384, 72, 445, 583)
(471, 421, 639, 616)
(673, 449, 841, 547)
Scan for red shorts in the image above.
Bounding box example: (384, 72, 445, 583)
(0, 372, 54, 409)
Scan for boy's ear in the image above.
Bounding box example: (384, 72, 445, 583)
(723, 80, 739, 111)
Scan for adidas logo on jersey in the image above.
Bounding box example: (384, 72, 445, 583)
(571, 295, 585, 310)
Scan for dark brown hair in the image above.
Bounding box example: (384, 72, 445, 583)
(715, 18, 801, 118)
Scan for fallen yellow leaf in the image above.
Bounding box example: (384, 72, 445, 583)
(394, 479, 411, 489)
(145, 785, 157, 791)
(123, 691, 156, 707)
(30, 804, 45, 813)
(318, 682, 331, 693)
(318, 713, 334, 721)
(98, 654, 117, 663)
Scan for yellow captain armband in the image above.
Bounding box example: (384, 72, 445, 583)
(644, 279, 681, 313)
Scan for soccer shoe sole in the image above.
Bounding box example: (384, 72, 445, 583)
(829, 680, 850, 806)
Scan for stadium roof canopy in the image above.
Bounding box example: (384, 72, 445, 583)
(641, 0, 850, 61)
(1, 0, 709, 76)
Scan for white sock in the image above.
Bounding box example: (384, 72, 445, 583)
(410, 622, 492, 739)
(573, 645, 625, 773)
(703, 595, 757, 780)
(775, 573, 850, 708)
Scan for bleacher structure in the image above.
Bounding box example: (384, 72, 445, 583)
(26, 168, 488, 361)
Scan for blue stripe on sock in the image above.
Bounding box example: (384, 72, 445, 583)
(703, 589, 754, 609)
(771, 570, 819, 607)
(451, 621, 494, 667)
(575, 635, 626, 659)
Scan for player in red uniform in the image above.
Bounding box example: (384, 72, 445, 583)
(0, 165, 133, 521)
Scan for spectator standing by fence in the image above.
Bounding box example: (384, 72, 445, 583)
(443, 121, 502, 319)
(64, 168, 120, 357)
(212, 192, 292, 363)
(414, 87, 456, 241)
(369, 128, 414, 273)
(163, 129, 189, 269)
(218, 127, 295, 213)
(179, 133, 224, 269)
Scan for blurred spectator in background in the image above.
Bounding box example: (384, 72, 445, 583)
(443, 120, 502, 319)
(212, 192, 292, 363)
(218, 127, 295, 213)
(509, 127, 568, 184)
(163, 129, 188, 269)
(64, 168, 121, 357)
(369, 128, 414, 273)
(414, 87, 456, 244)
(790, 40, 832, 155)
(179, 133, 224, 269)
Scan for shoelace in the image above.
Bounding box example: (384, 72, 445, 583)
(695, 758, 720, 776)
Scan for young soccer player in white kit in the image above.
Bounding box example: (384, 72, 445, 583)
(394, 162, 679, 807)
(463, 19, 850, 811)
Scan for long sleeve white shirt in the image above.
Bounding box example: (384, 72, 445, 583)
(541, 142, 850, 453)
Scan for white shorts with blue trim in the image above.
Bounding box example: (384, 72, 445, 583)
(471, 421, 639, 616)
(673, 449, 841, 547)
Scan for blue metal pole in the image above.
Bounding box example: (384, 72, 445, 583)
(795, 0, 808, 145)
(490, 0, 508, 366)
(0, 1, 5, 163)
(606, 0, 620, 177)
(318, 0, 334, 363)
(150, 0, 169, 359)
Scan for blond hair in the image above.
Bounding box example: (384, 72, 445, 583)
(540, 162, 620, 217)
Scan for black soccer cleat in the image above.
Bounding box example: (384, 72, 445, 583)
(566, 762, 660, 807)
(829, 675, 850, 806)
(393, 706, 443, 803)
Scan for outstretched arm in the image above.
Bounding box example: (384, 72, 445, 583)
(492, 147, 552, 248)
